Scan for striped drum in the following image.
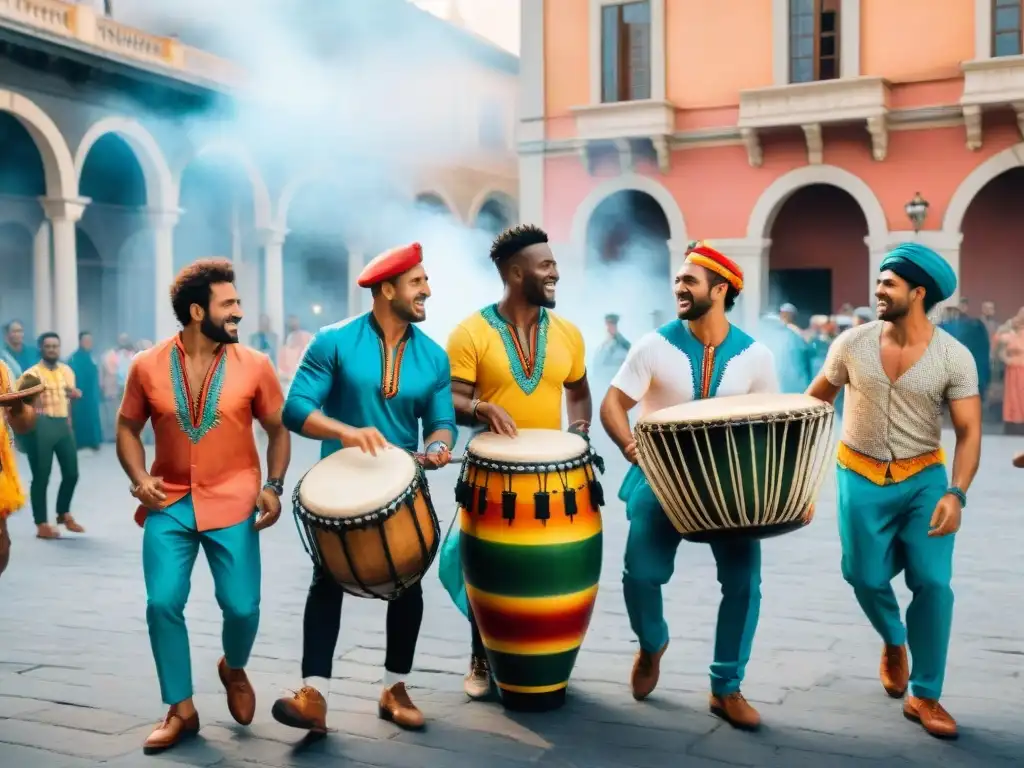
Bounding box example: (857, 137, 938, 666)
(634, 393, 834, 542)
(456, 429, 605, 712)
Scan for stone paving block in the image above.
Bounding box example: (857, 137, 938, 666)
(0, 717, 149, 760)
(0, 742, 99, 767)
(16, 702, 150, 735)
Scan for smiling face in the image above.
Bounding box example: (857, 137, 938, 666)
(514, 243, 559, 308)
(674, 262, 725, 321)
(875, 270, 923, 321)
(197, 282, 243, 344)
(385, 264, 431, 323)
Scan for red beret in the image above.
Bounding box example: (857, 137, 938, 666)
(356, 243, 423, 288)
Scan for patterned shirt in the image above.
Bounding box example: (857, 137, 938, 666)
(446, 305, 586, 430)
(823, 320, 978, 461)
(21, 362, 75, 419)
(120, 335, 284, 532)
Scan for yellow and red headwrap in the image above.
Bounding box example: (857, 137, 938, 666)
(684, 240, 744, 292)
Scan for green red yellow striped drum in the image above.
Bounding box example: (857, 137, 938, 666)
(456, 429, 605, 712)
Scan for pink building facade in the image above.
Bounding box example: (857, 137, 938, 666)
(518, 0, 1024, 332)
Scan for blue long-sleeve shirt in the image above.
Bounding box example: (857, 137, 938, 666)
(283, 313, 457, 458)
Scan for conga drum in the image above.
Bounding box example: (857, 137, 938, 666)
(292, 447, 440, 600)
(456, 429, 605, 712)
(634, 393, 834, 542)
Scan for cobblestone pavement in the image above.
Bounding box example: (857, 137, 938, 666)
(0, 431, 1022, 767)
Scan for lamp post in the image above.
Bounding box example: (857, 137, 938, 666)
(905, 192, 929, 233)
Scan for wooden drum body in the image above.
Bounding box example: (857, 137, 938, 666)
(293, 447, 440, 600)
(456, 429, 605, 712)
(634, 393, 834, 542)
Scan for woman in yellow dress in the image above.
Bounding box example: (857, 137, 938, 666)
(0, 360, 38, 577)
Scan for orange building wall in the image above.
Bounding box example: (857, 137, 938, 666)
(860, 0, 975, 83)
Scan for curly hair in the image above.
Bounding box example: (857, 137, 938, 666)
(489, 224, 548, 270)
(169, 258, 236, 328)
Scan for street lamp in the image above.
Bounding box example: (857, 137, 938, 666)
(905, 192, 929, 233)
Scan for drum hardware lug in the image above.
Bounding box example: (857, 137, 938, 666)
(455, 479, 472, 511)
(563, 488, 577, 519)
(533, 492, 550, 522)
(501, 491, 517, 523)
(476, 487, 488, 515)
(588, 479, 605, 509)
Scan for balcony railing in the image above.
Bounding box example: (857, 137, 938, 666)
(0, 0, 245, 89)
(961, 54, 1024, 150)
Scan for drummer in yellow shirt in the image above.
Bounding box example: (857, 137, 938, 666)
(445, 224, 593, 700)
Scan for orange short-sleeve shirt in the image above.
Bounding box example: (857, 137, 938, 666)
(120, 335, 284, 531)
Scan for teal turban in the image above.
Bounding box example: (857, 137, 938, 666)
(879, 242, 956, 311)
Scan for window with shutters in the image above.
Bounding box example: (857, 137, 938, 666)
(600, 1, 651, 103)
(789, 0, 841, 84)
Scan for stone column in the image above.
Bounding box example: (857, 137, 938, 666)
(710, 238, 771, 333)
(258, 227, 287, 341)
(150, 209, 181, 339)
(33, 219, 53, 335)
(41, 197, 88, 347)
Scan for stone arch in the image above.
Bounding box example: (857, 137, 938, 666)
(175, 140, 273, 228)
(570, 173, 687, 247)
(74, 116, 175, 212)
(467, 188, 517, 225)
(413, 188, 462, 222)
(274, 171, 322, 233)
(944, 143, 1024, 236)
(0, 89, 76, 200)
(746, 164, 887, 243)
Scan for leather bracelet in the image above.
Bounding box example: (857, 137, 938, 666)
(945, 486, 967, 508)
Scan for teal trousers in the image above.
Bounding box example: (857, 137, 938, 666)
(143, 495, 261, 705)
(836, 464, 954, 700)
(620, 466, 761, 695)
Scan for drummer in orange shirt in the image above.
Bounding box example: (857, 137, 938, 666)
(115, 258, 291, 755)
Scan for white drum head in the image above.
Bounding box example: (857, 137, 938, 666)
(641, 393, 825, 425)
(467, 428, 588, 463)
(299, 447, 417, 519)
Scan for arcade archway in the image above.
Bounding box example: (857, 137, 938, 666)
(766, 184, 869, 324)
(584, 189, 672, 338)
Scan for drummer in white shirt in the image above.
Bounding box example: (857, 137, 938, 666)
(600, 241, 778, 731)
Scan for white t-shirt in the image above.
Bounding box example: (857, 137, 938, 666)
(611, 321, 779, 416)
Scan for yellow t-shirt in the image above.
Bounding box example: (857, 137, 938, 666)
(446, 305, 586, 430)
(21, 362, 75, 418)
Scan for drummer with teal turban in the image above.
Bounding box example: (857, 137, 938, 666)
(807, 242, 982, 740)
(600, 241, 780, 732)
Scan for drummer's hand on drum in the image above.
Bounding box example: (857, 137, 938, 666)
(339, 425, 389, 455)
(254, 486, 282, 531)
(623, 440, 638, 465)
(131, 474, 167, 509)
(478, 402, 517, 437)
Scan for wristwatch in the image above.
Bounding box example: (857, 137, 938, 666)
(264, 478, 284, 496)
(425, 440, 450, 455)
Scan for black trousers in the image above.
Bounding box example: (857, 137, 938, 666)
(301, 569, 423, 679)
(469, 607, 485, 658)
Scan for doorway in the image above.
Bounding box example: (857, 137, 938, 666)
(767, 268, 832, 327)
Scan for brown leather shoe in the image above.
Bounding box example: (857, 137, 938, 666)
(271, 686, 327, 733)
(378, 682, 425, 730)
(903, 695, 958, 739)
(36, 524, 60, 539)
(630, 641, 668, 701)
(880, 644, 909, 698)
(463, 654, 492, 700)
(142, 706, 200, 754)
(217, 657, 255, 725)
(710, 692, 761, 731)
(58, 515, 85, 533)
